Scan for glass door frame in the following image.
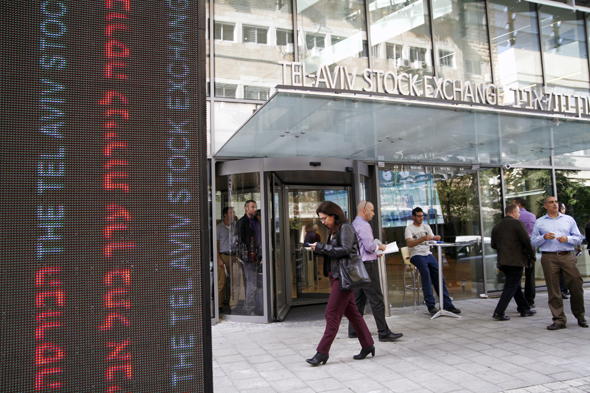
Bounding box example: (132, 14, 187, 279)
(282, 184, 352, 307)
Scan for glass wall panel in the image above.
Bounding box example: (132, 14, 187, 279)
(379, 165, 482, 306)
(553, 149, 590, 168)
(368, 0, 434, 91)
(297, 0, 368, 89)
(434, 166, 482, 298)
(431, 0, 492, 85)
(540, 7, 590, 95)
(489, 1, 543, 105)
(479, 168, 502, 291)
(212, 101, 257, 154)
(213, 0, 294, 99)
(215, 173, 262, 316)
(555, 170, 590, 282)
(503, 168, 552, 288)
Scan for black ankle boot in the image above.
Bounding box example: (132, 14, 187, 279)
(306, 352, 329, 366)
(353, 345, 375, 360)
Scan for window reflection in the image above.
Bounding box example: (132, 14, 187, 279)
(540, 6, 590, 95)
(213, 0, 294, 100)
(215, 173, 263, 317)
(379, 165, 483, 306)
(297, 0, 368, 88)
(432, 0, 492, 84)
(369, 0, 433, 89)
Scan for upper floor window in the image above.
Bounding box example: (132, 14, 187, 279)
(409, 47, 427, 62)
(276, 29, 293, 46)
(243, 25, 268, 44)
(439, 50, 455, 67)
(215, 22, 234, 41)
(386, 43, 402, 60)
(306, 33, 325, 50)
(215, 83, 237, 98)
(244, 86, 270, 101)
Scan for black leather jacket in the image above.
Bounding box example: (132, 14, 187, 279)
(314, 222, 360, 278)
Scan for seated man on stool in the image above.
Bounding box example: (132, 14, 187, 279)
(490, 203, 536, 320)
(405, 207, 461, 315)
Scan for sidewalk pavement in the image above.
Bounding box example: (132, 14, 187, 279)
(212, 289, 590, 393)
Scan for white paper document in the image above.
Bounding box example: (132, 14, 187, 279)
(377, 241, 399, 255)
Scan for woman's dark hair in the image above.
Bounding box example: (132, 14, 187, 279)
(316, 201, 348, 234)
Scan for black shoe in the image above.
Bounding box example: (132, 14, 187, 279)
(353, 345, 375, 360)
(547, 323, 566, 331)
(306, 352, 329, 366)
(493, 313, 510, 321)
(444, 307, 461, 314)
(428, 306, 438, 315)
(520, 309, 537, 317)
(578, 319, 589, 328)
(562, 292, 569, 299)
(379, 332, 403, 342)
(348, 332, 357, 338)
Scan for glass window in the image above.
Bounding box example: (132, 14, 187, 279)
(369, 0, 433, 81)
(503, 168, 553, 289)
(244, 86, 270, 101)
(540, 6, 590, 95)
(212, 101, 257, 154)
(297, 0, 368, 89)
(215, 22, 235, 41)
(215, 173, 263, 316)
(243, 25, 268, 44)
(276, 29, 293, 46)
(379, 165, 484, 305)
(386, 43, 403, 60)
(553, 149, 590, 168)
(213, 0, 294, 100)
(214, 83, 237, 98)
(489, 1, 543, 105)
(555, 170, 590, 283)
(439, 49, 455, 67)
(305, 33, 325, 50)
(479, 168, 502, 292)
(432, 0, 492, 84)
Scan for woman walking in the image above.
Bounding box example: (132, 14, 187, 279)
(306, 201, 375, 366)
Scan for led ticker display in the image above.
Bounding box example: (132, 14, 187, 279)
(1, 1, 211, 392)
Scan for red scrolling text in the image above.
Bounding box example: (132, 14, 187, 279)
(99, 1, 134, 392)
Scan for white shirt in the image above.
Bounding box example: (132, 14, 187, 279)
(405, 223, 434, 258)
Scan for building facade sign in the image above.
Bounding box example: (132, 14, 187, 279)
(279, 62, 590, 118)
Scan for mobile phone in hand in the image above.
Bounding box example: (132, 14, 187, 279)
(576, 251, 582, 257)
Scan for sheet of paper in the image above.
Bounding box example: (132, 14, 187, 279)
(377, 241, 399, 255)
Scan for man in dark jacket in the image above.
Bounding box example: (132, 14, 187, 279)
(236, 200, 261, 316)
(491, 204, 537, 320)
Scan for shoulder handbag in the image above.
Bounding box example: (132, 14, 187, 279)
(339, 230, 371, 291)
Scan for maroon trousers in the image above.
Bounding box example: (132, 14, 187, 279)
(316, 273, 374, 354)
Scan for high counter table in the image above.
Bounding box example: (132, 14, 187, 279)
(430, 241, 477, 320)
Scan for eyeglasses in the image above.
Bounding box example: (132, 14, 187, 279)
(414, 214, 424, 218)
(319, 216, 331, 222)
(361, 200, 369, 211)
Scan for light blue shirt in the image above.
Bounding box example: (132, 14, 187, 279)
(531, 213, 583, 252)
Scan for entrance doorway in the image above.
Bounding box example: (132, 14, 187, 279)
(271, 181, 350, 320)
(214, 158, 368, 323)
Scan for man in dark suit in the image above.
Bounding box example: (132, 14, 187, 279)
(491, 204, 537, 320)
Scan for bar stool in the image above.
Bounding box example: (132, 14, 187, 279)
(401, 247, 421, 310)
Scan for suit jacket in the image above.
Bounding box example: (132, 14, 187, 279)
(314, 222, 359, 279)
(491, 216, 536, 268)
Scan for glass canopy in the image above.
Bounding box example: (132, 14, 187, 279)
(215, 87, 590, 166)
